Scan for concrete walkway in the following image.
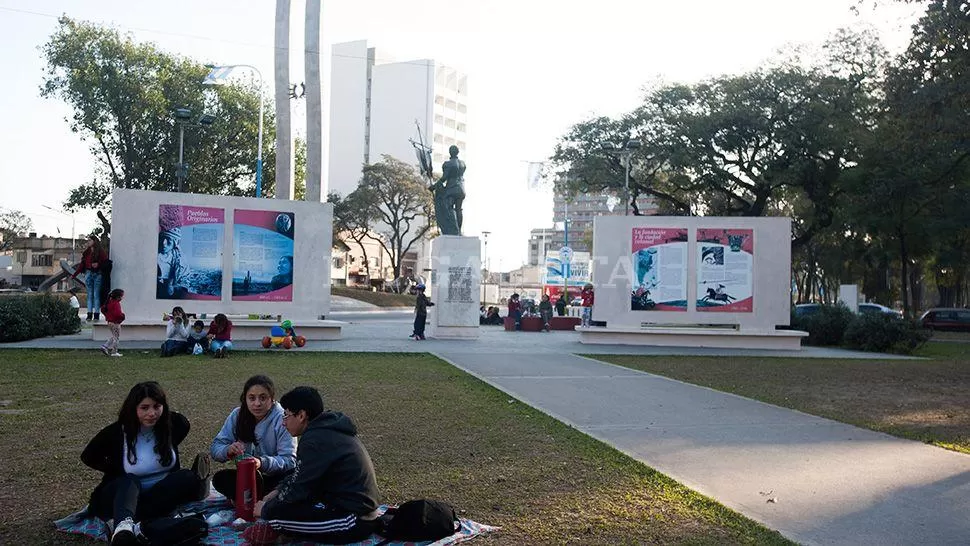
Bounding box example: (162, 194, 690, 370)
(434, 350, 970, 546)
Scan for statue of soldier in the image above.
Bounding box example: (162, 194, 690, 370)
(430, 145, 466, 235)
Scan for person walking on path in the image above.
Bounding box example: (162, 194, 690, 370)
(72, 235, 108, 322)
(411, 284, 434, 340)
(539, 294, 553, 331)
(101, 289, 125, 357)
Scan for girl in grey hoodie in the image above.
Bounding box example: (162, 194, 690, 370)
(210, 375, 297, 500)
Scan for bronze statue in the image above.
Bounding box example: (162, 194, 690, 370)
(430, 145, 466, 236)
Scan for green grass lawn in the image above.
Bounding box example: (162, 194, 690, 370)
(331, 286, 414, 307)
(594, 342, 970, 454)
(0, 350, 790, 545)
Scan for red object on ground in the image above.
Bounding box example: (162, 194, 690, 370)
(295, 335, 306, 347)
(549, 316, 581, 330)
(261, 336, 272, 348)
(282, 337, 293, 349)
(503, 317, 515, 331)
(235, 458, 258, 521)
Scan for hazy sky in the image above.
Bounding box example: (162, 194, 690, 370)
(0, 0, 921, 270)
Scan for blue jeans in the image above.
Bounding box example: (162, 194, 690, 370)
(210, 340, 232, 353)
(84, 271, 103, 313)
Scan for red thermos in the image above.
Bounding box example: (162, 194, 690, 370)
(235, 458, 258, 521)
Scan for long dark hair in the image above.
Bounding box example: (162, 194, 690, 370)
(235, 375, 276, 444)
(118, 381, 174, 466)
(87, 235, 104, 258)
(212, 313, 230, 333)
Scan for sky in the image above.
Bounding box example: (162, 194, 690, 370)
(0, 0, 922, 271)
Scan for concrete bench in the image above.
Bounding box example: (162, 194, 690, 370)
(576, 325, 807, 350)
(92, 319, 344, 342)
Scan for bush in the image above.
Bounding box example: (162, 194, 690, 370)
(844, 312, 930, 354)
(792, 303, 855, 346)
(0, 294, 81, 342)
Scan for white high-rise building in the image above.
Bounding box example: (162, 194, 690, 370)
(328, 40, 469, 198)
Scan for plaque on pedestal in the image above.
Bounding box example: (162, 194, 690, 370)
(428, 235, 481, 339)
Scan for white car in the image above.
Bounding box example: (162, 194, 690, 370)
(858, 303, 903, 317)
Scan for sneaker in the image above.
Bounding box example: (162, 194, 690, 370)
(242, 522, 280, 545)
(110, 352, 123, 357)
(111, 517, 138, 546)
(101, 346, 110, 356)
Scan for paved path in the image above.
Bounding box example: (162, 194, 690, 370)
(433, 350, 970, 546)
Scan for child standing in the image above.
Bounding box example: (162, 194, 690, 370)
(100, 289, 125, 357)
(187, 319, 209, 354)
(207, 313, 233, 358)
(411, 284, 434, 340)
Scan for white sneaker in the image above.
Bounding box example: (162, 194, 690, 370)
(111, 517, 138, 546)
(110, 352, 123, 357)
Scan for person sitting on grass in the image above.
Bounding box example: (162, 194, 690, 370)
(210, 375, 297, 502)
(207, 313, 233, 358)
(247, 386, 381, 545)
(81, 381, 210, 546)
(187, 319, 209, 354)
(161, 306, 190, 357)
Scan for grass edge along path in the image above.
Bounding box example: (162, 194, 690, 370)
(591, 347, 970, 455)
(0, 350, 791, 545)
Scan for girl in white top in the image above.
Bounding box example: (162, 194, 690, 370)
(160, 306, 191, 357)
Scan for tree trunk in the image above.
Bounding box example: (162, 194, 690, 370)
(899, 233, 910, 318)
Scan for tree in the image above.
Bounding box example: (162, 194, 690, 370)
(328, 190, 379, 279)
(551, 30, 883, 248)
(41, 17, 274, 210)
(355, 156, 434, 280)
(0, 209, 33, 250)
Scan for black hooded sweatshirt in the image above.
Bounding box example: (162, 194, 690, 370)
(263, 411, 380, 518)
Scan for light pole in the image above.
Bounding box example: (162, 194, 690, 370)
(42, 205, 75, 263)
(481, 231, 490, 275)
(204, 64, 266, 198)
(602, 140, 642, 215)
(173, 108, 216, 192)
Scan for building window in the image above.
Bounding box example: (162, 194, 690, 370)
(434, 134, 444, 143)
(457, 103, 467, 114)
(435, 95, 445, 105)
(456, 123, 466, 133)
(31, 254, 53, 267)
(445, 119, 456, 129)
(434, 114, 444, 125)
(332, 257, 344, 268)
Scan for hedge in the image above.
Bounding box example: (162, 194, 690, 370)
(843, 312, 930, 354)
(0, 294, 81, 342)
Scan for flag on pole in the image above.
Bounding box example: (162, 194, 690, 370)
(203, 66, 236, 85)
(526, 161, 545, 191)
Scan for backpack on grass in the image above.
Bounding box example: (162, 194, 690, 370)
(140, 514, 207, 545)
(377, 499, 459, 543)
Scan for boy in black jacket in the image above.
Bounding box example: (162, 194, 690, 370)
(253, 386, 380, 544)
(411, 284, 434, 340)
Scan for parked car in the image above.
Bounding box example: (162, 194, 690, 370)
(858, 303, 903, 317)
(919, 308, 970, 332)
(793, 303, 821, 317)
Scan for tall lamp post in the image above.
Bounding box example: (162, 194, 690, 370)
(41, 205, 76, 264)
(602, 140, 642, 215)
(173, 108, 216, 192)
(204, 64, 266, 198)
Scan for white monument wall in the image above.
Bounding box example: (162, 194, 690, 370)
(110, 188, 332, 321)
(427, 235, 481, 339)
(592, 216, 792, 332)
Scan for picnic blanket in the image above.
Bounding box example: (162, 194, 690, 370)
(55, 495, 497, 546)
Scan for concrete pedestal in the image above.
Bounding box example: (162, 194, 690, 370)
(427, 235, 481, 340)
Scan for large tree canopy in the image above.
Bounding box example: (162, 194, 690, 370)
(41, 17, 275, 210)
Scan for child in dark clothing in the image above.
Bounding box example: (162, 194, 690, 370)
(410, 284, 434, 340)
(187, 320, 209, 354)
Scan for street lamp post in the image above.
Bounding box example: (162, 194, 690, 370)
(602, 140, 642, 216)
(204, 65, 266, 198)
(481, 231, 490, 275)
(42, 205, 76, 263)
(173, 108, 216, 192)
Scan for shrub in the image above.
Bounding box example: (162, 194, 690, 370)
(792, 303, 855, 346)
(844, 312, 930, 354)
(0, 294, 81, 342)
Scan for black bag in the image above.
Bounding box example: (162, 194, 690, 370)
(140, 514, 208, 545)
(378, 499, 459, 542)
